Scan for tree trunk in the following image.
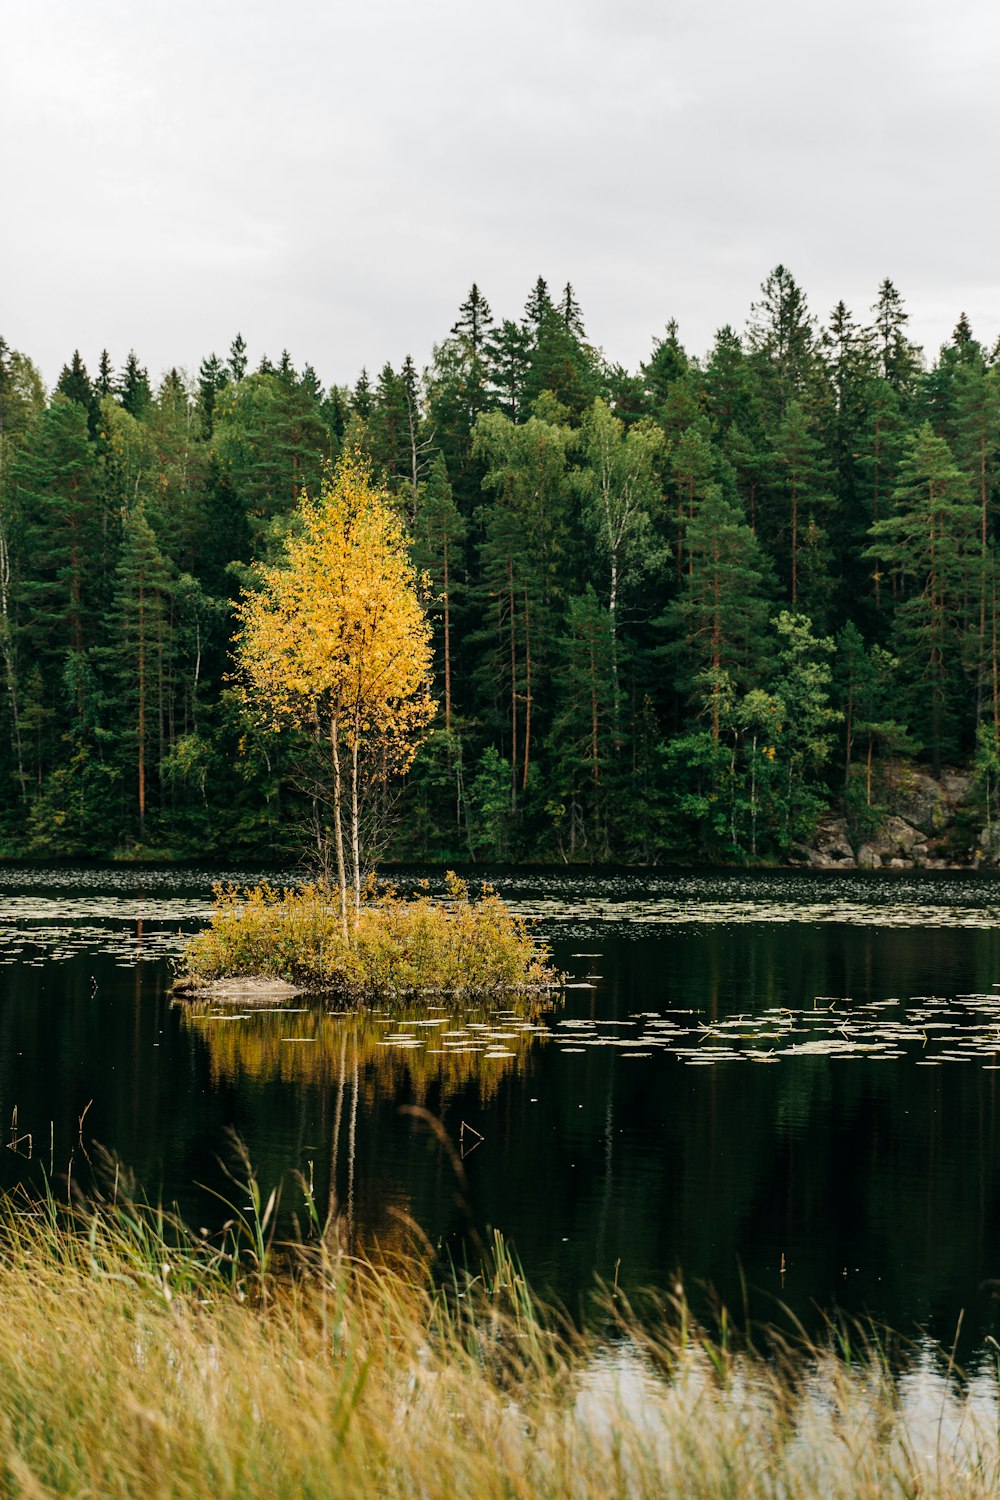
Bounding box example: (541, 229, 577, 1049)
(329, 715, 349, 940)
(790, 483, 798, 606)
(442, 531, 452, 735)
(590, 640, 599, 784)
(0, 519, 24, 799)
(993, 563, 999, 740)
(137, 580, 146, 840)
(609, 551, 620, 744)
(350, 716, 362, 917)
(711, 541, 721, 745)
(508, 560, 517, 811)
(522, 589, 531, 792)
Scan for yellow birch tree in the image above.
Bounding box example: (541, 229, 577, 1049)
(234, 450, 435, 933)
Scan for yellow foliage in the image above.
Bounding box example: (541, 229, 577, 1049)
(234, 448, 435, 777)
(181, 875, 557, 1001)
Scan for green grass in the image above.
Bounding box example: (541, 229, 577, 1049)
(179, 872, 559, 1000)
(0, 1166, 999, 1497)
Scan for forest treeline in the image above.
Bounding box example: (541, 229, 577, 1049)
(2, 267, 1000, 864)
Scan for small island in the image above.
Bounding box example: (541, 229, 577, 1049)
(176, 872, 557, 1001)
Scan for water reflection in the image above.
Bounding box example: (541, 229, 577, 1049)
(3, 866, 1000, 1357)
(183, 995, 552, 1100)
(576, 1334, 1000, 1489)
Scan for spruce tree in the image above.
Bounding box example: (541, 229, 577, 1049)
(56, 351, 98, 435)
(96, 350, 114, 397)
(228, 333, 248, 383)
(867, 422, 980, 774)
(550, 586, 616, 856)
(106, 500, 175, 841)
(197, 353, 227, 437)
(870, 279, 921, 395)
(660, 486, 771, 743)
(643, 320, 689, 409)
(12, 395, 102, 671)
(117, 352, 152, 419)
(412, 454, 466, 736)
(484, 319, 531, 420)
(451, 283, 494, 360)
(747, 265, 818, 416)
(767, 399, 833, 608)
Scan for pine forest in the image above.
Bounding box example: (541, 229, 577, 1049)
(3, 268, 1000, 866)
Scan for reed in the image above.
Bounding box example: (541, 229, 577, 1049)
(0, 1171, 998, 1497)
(180, 872, 558, 1000)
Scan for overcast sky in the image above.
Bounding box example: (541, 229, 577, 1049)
(2, 0, 999, 391)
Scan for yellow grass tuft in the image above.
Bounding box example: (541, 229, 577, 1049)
(0, 1171, 998, 1496)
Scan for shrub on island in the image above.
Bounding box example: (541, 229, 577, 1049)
(179, 872, 558, 1001)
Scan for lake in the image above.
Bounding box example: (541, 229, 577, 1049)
(3, 864, 1000, 1360)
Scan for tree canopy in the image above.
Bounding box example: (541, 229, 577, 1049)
(2, 269, 1000, 864)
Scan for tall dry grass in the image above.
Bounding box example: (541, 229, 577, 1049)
(0, 1167, 998, 1497)
(180, 872, 557, 1001)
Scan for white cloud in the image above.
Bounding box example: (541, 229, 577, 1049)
(2, 0, 999, 386)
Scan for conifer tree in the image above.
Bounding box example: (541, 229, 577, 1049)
(474, 410, 572, 800)
(523, 276, 554, 332)
(96, 350, 114, 397)
(451, 283, 494, 383)
(821, 301, 875, 575)
(0, 341, 43, 799)
(870, 279, 921, 395)
(12, 395, 102, 675)
(211, 371, 328, 539)
(106, 500, 174, 839)
(768, 399, 833, 606)
(368, 363, 410, 490)
(197, 353, 227, 437)
(228, 333, 248, 383)
(117, 352, 152, 419)
(669, 425, 716, 580)
(951, 355, 1000, 717)
(835, 621, 911, 808)
(56, 351, 98, 435)
(412, 454, 465, 736)
(523, 299, 598, 417)
(868, 422, 980, 774)
(550, 586, 616, 855)
(352, 368, 372, 418)
(643, 320, 689, 410)
(766, 611, 839, 844)
(484, 319, 532, 420)
(559, 283, 586, 339)
(747, 265, 818, 416)
(703, 325, 755, 434)
(661, 487, 771, 742)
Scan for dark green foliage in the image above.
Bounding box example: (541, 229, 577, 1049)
(117, 351, 152, 419)
(197, 353, 227, 436)
(867, 423, 980, 775)
(56, 351, 99, 435)
(660, 486, 772, 739)
(6, 271, 1000, 864)
(228, 333, 248, 383)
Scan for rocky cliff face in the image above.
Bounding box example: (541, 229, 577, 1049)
(793, 765, 989, 870)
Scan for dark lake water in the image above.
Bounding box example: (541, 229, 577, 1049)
(5, 865, 1000, 1358)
